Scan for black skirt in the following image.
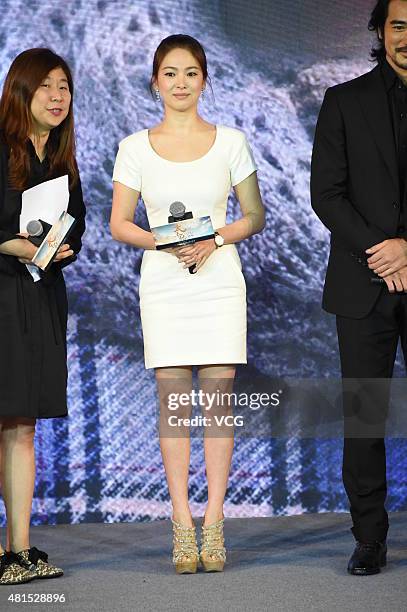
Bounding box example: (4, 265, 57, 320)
(0, 268, 68, 419)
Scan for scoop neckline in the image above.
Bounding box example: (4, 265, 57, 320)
(146, 125, 219, 164)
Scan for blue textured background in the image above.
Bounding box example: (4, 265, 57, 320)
(0, 0, 406, 525)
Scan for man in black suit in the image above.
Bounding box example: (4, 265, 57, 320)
(311, 0, 407, 575)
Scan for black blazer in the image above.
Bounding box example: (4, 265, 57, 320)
(311, 64, 402, 318)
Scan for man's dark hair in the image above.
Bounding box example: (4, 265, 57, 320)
(369, 0, 391, 61)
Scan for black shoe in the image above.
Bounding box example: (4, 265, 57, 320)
(347, 540, 387, 576)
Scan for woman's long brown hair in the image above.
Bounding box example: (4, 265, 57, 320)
(0, 48, 78, 191)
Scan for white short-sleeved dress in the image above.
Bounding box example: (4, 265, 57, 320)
(113, 125, 257, 369)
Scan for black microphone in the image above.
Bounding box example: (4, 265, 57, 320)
(26, 219, 52, 247)
(168, 202, 196, 274)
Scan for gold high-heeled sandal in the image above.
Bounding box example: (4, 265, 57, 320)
(171, 519, 199, 574)
(200, 518, 226, 572)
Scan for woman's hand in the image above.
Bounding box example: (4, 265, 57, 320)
(17, 237, 37, 264)
(53, 243, 74, 262)
(18, 242, 74, 265)
(176, 239, 216, 272)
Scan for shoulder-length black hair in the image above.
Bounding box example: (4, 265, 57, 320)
(368, 0, 391, 61)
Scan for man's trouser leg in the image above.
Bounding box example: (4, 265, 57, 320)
(336, 292, 407, 542)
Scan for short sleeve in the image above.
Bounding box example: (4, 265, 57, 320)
(230, 131, 257, 187)
(112, 136, 142, 192)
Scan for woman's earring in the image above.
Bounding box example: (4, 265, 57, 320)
(155, 89, 161, 102)
(201, 89, 205, 102)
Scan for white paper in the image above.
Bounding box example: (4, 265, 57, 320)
(20, 175, 69, 281)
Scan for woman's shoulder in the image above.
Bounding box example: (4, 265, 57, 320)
(117, 129, 148, 150)
(217, 125, 249, 140)
(217, 125, 250, 148)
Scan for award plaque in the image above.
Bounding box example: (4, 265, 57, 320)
(31, 210, 76, 271)
(151, 215, 215, 250)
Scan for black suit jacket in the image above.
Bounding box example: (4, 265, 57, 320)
(311, 64, 403, 318)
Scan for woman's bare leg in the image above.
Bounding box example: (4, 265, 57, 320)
(198, 365, 236, 526)
(156, 366, 194, 527)
(0, 418, 36, 552)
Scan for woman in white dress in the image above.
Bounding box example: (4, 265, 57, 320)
(110, 34, 265, 574)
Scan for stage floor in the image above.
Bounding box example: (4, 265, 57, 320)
(0, 512, 406, 612)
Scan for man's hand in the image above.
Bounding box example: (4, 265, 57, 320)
(381, 266, 407, 293)
(366, 238, 407, 277)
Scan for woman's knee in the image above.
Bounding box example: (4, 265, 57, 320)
(156, 367, 193, 418)
(1, 418, 36, 446)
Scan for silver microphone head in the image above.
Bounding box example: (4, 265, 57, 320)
(26, 220, 43, 236)
(169, 201, 186, 218)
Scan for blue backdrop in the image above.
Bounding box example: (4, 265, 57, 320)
(0, 0, 406, 525)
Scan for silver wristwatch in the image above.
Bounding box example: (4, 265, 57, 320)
(214, 231, 224, 248)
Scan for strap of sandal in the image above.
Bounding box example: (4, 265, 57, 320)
(172, 520, 198, 563)
(201, 518, 226, 561)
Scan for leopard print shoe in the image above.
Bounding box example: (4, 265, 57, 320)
(16, 547, 63, 579)
(0, 552, 36, 585)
